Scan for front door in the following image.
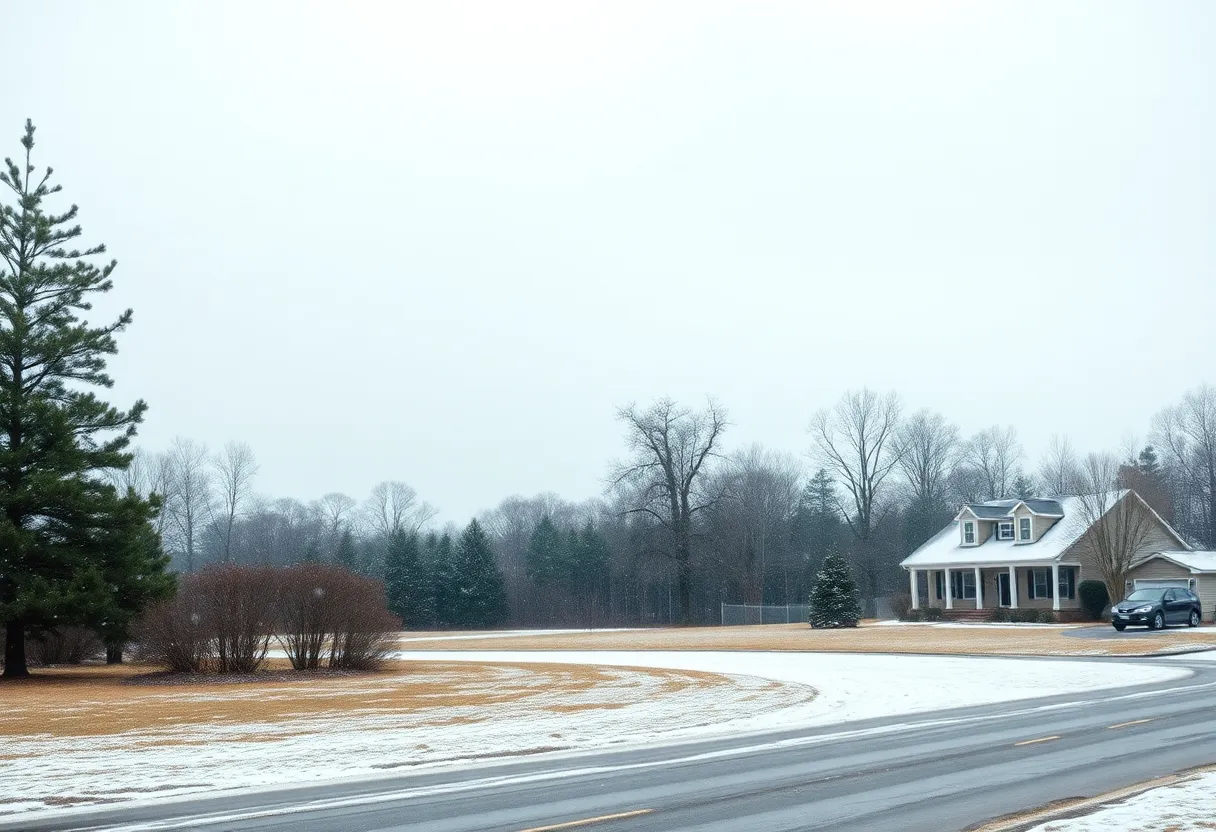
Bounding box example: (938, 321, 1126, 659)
(998, 572, 1011, 607)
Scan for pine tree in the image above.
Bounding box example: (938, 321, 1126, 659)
(427, 532, 456, 628)
(808, 546, 862, 629)
(526, 517, 568, 587)
(384, 530, 434, 628)
(334, 529, 357, 571)
(449, 519, 508, 629)
(0, 121, 170, 678)
(1012, 474, 1036, 501)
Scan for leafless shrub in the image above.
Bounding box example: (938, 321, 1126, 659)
(278, 563, 344, 670)
(133, 580, 212, 673)
(27, 627, 104, 665)
(196, 564, 278, 673)
(327, 571, 401, 671)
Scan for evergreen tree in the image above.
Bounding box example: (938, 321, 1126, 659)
(334, 529, 357, 571)
(427, 532, 456, 628)
(448, 519, 508, 629)
(791, 469, 842, 588)
(1012, 474, 1036, 500)
(0, 121, 169, 678)
(570, 521, 611, 620)
(1138, 445, 1160, 476)
(808, 546, 861, 629)
(384, 530, 434, 628)
(525, 516, 568, 586)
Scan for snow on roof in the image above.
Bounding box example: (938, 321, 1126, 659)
(902, 495, 1100, 568)
(1150, 551, 1216, 573)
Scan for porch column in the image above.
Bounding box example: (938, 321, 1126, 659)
(974, 566, 983, 609)
(1008, 565, 1018, 609)
(909, 569, 920, 610)
(944, 567, 954, 610)
(1051, 562, 1061, 612)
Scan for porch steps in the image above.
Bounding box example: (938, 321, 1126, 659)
(940, 609, 991, 623)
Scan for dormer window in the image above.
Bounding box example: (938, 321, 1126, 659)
(963, 521, 975, 544)
(1019, 517, 1032, 541)
(997, 521, 1014, 540)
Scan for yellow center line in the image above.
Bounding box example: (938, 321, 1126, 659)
(518, 809, 655, 832)
(1014, 735, 1061, 746)
(1108, 718, 1154, 730)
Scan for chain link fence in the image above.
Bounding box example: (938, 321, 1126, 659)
(720, 603, 811, 625)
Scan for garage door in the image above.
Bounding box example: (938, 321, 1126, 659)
(1134, 578, 1194, 590)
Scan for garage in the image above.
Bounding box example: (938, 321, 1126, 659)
(1133, 578, 1195, 591)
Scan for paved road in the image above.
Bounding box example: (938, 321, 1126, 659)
(10, 656, 1216, 832)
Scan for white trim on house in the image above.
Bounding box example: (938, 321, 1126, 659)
(1136, 551, 1216, 574)
(997, 520, 1015, 541)
(1017, 515, 1032, 543)
(962, 520, 977, 546)
(1006, 500, 1065, 518)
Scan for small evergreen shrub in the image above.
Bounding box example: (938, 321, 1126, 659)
(1010, 608, 1039, 623)
(1078, 580, 1109, 621)
(988, 608, 1011, 623)
(922, 606, 944, 621)
(902, 609, 922, 623)
(1036, 610, 1057, 624)
(808, 550, 862, 629)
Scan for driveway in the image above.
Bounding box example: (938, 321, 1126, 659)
(1063, 625, 1216, 640)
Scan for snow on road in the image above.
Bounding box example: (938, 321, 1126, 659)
(393, 650, 1190, 731)
(1025, 770, 1216, 831)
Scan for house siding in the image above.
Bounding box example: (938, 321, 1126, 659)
(1011, 506, 1061, 544)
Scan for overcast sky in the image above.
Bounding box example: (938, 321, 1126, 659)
(7, 1, 1214, 521)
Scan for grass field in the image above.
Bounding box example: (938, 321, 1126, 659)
(392, 621, 1216, 657)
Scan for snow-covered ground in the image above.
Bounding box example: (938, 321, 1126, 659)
(4, 652, 1189, 818)
(393, 650, 1189, 729)
(1025, 770, 1216, 831)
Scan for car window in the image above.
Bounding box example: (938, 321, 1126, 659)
(1164, 589, 1176, 601)
(1126, 589, 1165, 602)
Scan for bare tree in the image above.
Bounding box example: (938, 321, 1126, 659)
(894, 409, 958, 506)
(1073, 453, 1158, 604)
(959, 426, 1023, 500)
(610, 398, 728, 625)
(706, 445, 804, 604)
(1039, 435, 1083, 496)
(364, 481, 437, 538)
(809, 389, 903, 613)
(1153, 385, 1216, 547)
(166, 437, 214, 572)
(110, 448, 177, 539)
(213, 441, 258, 563)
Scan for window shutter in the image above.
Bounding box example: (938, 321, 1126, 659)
(1027, 571, 1035, 600)
(1067, 568, 1076, 600)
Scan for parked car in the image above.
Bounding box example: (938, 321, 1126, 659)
(1111, 587, 1202, 631)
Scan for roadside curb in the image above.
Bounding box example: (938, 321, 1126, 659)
(968, 764, 1216, 832)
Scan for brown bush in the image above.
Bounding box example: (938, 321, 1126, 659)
(278, 563, 343, 670)
(197, 564, 279, 673)
(27, 627, 104, 665)
(133, 582, 211, 673)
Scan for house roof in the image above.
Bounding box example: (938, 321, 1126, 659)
(1145, 551, 1216, 573)
(902, 492, 1160, 569)
(1020, 499, 1065, 516)
(956, 498, 1065, 522)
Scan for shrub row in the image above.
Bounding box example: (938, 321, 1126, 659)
(988, 607, 1057, 624)
(135, 563, 401, 674)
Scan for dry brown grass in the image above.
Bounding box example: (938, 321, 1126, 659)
(394, 622, 1216, 657)
(0, 660, 729, 739)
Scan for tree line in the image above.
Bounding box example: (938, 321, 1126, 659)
(128, 386, 1216, 628)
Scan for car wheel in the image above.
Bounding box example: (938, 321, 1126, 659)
(1190, 609, 1200, 628)
(1152, 611, 1165, 630)
(1112, 621, 1126, 632)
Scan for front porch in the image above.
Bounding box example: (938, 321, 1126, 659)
(908, 563, 1081, 615)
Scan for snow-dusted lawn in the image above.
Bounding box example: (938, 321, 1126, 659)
(2, 652, 1189, 819)
(1025, 769, 1216, 831)
(394, 650, 1189, 730)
